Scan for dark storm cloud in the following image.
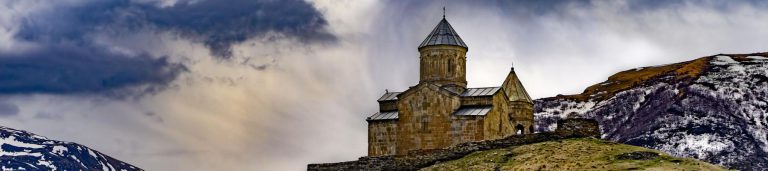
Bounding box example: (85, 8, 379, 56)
(0, 44, 186, 95)
(140, 0, 336, 58)
(2, 0, 334, 95)
(15, 0, 335, 58)
(403, 0, 768, 16)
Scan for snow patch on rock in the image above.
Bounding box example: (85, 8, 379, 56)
(535, 55, 768, 170)
(0, 126, 141, 170)
(712, 56, 738, 65)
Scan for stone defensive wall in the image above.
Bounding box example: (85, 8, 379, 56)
(307, 118, 600, 171)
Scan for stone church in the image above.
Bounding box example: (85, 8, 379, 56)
(366, 17, 534, 156)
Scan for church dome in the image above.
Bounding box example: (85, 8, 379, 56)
(418, 18, 467, 49)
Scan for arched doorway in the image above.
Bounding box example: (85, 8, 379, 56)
(529, 125, 534, 134)
(515, 124, 524, 135)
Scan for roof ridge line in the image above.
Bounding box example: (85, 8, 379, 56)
(467, 86, 501, 89)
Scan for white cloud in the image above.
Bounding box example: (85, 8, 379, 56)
(0, 0, 49, 52)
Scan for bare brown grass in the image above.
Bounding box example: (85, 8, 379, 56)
(557, 57, 711, 102)
(421, 138, 727, 171)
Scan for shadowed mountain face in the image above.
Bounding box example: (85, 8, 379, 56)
(534, 53, 768, 170)
(0, 126, 141, 170)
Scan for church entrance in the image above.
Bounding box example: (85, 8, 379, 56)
(529, 125, 534, 134)
(515, 124, 524, 135)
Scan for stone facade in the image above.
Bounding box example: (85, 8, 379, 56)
(396, 84, 462, 155)
(419, 45, 467, 88)
(367, 120, 397, 156)
(509, 101, 534, 134)
(555, 118, 601, 138)
(502, 67, 535, 135)
(480, 91, 514, 140)
(365, 17, 534, 156)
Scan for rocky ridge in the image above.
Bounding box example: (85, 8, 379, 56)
(0, 126, 141, 170)
(535, 52, 768, 170)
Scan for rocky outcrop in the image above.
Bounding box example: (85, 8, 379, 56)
(307, 119, 599, 171)
(535, 53, 768, 170)
(554, 118, 600, 138)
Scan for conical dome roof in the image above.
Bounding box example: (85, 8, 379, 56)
(419, 18, 467, 49)
(502, 68, 532, 103)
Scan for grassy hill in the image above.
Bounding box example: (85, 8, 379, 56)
(309, 119, 726, 171)
(422, 138, 725, 171)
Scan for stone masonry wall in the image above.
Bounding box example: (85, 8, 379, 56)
(555, 118, 600, 138)
(483, 91, 513, 140)
(378, 101, 398, 112)
(418, 45, 467, 87)
(460, 96, 493, 106)
(509, 101, 534, 134)
(368, 120, 398, 156)
(448, 116, 483, 146)
(309, 119, 600, 171)
(396, 84, 461, 155)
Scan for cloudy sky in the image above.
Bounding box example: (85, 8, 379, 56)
(1, 0, 768, 170)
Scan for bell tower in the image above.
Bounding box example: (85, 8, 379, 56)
(418, 16, 468, 91)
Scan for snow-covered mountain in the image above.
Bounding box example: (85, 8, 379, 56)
(0, 126, 140, 170)
(534, 53, 768, 170)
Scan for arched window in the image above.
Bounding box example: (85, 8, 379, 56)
(515, 124, 524, 135)
(420, 115, 430, 133)
(447, 59, 453, 75)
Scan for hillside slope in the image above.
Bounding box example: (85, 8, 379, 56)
(309, 119, 725, 170)
(0, 126, 141, 170)
(422, 138, 724, 171)
(535, 53, 768, 170)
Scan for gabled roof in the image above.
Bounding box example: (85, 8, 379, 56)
(398, 83, 461, 103)
(419, 18, 467, 49)
(501, 68, 533, 103)
(367, 111, 398, 121)
(377, 92, 401, 101)
(460, 87, 500, 97)
(453, 106, 492, 116)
